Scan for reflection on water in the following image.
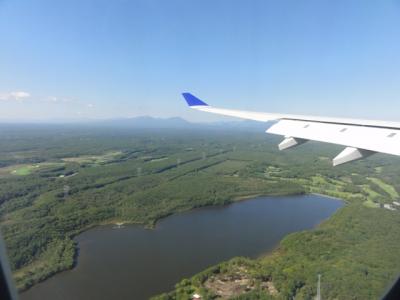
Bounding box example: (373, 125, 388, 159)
(21, 195, 343, 300)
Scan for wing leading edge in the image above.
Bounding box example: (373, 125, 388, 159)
(182, 93, 400, 166)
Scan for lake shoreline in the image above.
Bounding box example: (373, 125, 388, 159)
(19, 192, 344, 298)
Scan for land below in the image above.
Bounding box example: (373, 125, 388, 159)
(21, 195, 342, 300)
(0, 124, 400, 299)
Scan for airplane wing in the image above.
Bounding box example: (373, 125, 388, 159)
(182, 93, 400, 166)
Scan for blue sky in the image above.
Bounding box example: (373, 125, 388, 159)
(0, 0, 399, 122)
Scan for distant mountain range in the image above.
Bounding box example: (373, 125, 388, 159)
(98, 116, 192, 128)
(0, 116, 271, 131)
(95, 116, 270, 131)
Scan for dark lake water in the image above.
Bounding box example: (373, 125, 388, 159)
(21, 195, 343, 300)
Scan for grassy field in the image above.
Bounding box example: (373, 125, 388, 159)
(368, 177, 399, 199)
(0, 162, 65, 177)
(12, 166, 36, 176)
(61, 151, 123, 164)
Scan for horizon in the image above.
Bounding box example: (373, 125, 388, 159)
(0, 115, 267, 126)
(1, 1, 400, 122)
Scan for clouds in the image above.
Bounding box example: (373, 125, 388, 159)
(0, 91, 31, 101)
(0, 91, 94, 108)
(0, 90, 97, 120)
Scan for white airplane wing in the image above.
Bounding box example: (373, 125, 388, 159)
(182, 93, 400, 166)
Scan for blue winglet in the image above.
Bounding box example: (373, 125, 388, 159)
(182, 93, 208, 107)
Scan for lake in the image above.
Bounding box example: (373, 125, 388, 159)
(21, 194, 343, 300)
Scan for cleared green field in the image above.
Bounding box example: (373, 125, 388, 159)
(62, 151, 123, 164)
(0, 162, 65, 177)
(12, 166, 35, 176)
(362, 185, 381, 200)
(368, 177, 399, 199)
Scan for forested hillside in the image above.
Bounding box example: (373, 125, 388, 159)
(1, 125, 400, 299)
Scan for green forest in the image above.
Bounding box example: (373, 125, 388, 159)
(1, 125, 400, 299)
